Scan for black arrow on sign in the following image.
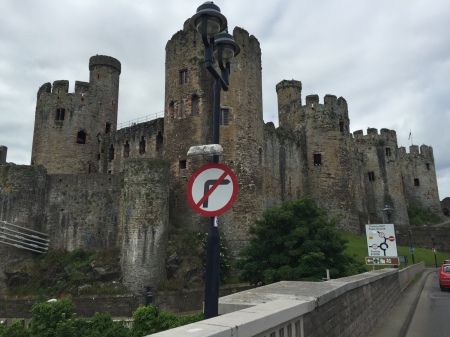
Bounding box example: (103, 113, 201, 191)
(203, 179, 230, 207)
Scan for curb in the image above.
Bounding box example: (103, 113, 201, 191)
(397, 269, 436, 337)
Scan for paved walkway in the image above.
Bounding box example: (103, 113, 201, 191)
(369, 268, 436, 337)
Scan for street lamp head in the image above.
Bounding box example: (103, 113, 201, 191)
(187, 144, 223, 157)
(190, 2, 227, 40)
(214, 31, 240, 64)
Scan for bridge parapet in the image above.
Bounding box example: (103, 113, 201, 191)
(150, 268, 408, 337)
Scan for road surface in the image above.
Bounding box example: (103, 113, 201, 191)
(405, 270, 450, 337)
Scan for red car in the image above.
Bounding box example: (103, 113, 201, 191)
(439, 264, 450, 291)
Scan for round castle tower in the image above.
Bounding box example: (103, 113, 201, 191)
(31, 55, 121, 174)
(163, 20, 264, 255)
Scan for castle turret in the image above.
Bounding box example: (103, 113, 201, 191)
(163, 21, 264, 256)
(276, 80, 302, 129)
(400, 145, 441, 213)
(31, 55, 121, 174)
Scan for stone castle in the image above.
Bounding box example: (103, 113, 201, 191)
(0, 19, 442, 294)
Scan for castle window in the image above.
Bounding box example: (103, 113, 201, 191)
(139, 136, 146, 155)
(220, 108, 229, 125)
(258, 147, 263, 166)
(179, 160, 186, 177)
(77, 131, 86, 144)
(385, 147, 391, 156)
(179, 69, 187, 84)
(368, 171, 375, 181)
(169, 101, 175, 118)
(180, 99, 185, 118)
(156, 132, 163, 152)
(414, 178, 420, 186)
(105, 122, 111, 133)
(123, 141, 130, 158)
(314, 153, 322, 166)
(426, 163, 430, 170)
(108, 145, 115, 161)
(55, 108, 65, 121)
(339, 121, 344, 132)
(191, 95, 198, 116)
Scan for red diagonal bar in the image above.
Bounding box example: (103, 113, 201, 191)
(196, 170, 229, 208)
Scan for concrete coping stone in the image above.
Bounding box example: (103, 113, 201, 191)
(219, 268, 397, 312)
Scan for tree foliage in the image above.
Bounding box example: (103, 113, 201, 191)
(236, 196, 365, 285)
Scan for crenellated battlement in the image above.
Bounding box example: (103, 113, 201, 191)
(353, 127, 397, 144)
(51, 80, 69, 95)
(399, 144, 434, 158)
(75, 81, 90, 94)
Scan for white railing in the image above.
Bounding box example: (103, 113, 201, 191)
(118, 112, 164, 129)
(0, 220, 49, 253)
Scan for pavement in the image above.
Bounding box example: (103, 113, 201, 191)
(369, 268, 437, 337)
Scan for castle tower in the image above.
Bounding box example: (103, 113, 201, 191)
(31, 55, 121, 174)
(163, 21, 265, 255)
(277, 88, 362, 232)
(275, 80, 302, 129)
(400, 145, 441, 213)
(353, 128, 410, 226)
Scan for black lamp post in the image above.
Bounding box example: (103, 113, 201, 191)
(431, 235, 437, 267)
(382, 205, 393, 223)
(190, 2, 240, 319)
(408, 226, 415, 264)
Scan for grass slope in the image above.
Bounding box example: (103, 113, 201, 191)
(342, 231, 450, 270)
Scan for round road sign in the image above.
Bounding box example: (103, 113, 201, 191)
(187, 163, 238, 217)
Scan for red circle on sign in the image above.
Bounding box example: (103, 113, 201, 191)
(187, 163, 238, 217)
(388, 236, 395, 242)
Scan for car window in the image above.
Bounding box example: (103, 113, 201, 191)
(444, 266, 450, 272)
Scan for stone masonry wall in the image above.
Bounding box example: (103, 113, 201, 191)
(45, 173, 123, 251)
(0, 164, 48, 296)
(121, 159, 170, 294)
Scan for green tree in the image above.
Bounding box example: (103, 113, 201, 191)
(0, 319, 30, 337)
(129, 304, 202, 337)
(28, 298, 74, 337)
(236, 196, 365, 285)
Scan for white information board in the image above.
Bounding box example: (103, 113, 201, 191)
(365, 224, 398, 257)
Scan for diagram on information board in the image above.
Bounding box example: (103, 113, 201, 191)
(365, 224, 398, 257)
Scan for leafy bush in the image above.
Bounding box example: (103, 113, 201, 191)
(408, 205, 441, 226)
(0, 319, 30, 337)
(236, 196, 365, 285)
(28, 298, 74, 337)
(129, 304, 202, 337)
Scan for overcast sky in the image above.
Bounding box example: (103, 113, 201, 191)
(1, 0, 449, 200)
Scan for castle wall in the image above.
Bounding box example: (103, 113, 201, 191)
(0, 164, 48, 296)
(98, 118, 164, 174)
(44, 173, 123, 251)
(31, 56, 121, 175)
(262, 123, 304, 208)
(400, 145, 441, 213)
(121, 159, 170, 294)
(353, 128, 410, 226)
